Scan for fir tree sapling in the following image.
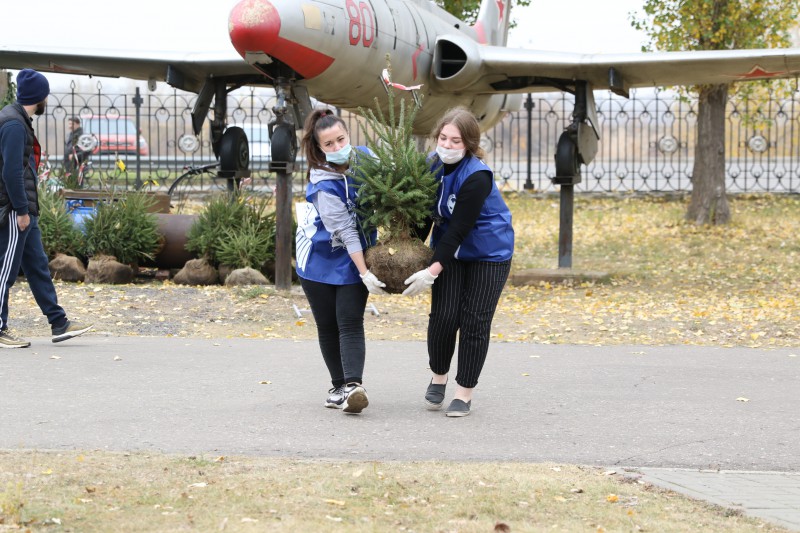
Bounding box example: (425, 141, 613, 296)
(354, 66, 439, 293)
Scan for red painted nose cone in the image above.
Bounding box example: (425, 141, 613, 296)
(229, 0, 281, 60)
(228, 0, 335, 79)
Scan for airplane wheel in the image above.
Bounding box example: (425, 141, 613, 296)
(555, 131, 579, 178)
(220, 126, 250, 172)
(271, 123, 297, 163)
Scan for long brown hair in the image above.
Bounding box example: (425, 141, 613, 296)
(430, 107, 484, 160)
(301, 109, 349, 170)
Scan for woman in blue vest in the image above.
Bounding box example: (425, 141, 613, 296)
(403, 107, 515, 417)
(297, 109, 386, 414)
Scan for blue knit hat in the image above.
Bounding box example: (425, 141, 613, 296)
(16, 69, 50, 105)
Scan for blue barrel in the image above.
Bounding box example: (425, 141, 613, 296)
(69, 205, 96, 231)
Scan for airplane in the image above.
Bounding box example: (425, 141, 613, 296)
(2, 0, 800, 288)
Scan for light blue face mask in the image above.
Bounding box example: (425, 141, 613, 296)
(325, 143, 353, 165)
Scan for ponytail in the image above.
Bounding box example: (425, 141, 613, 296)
(301, 109, 348, 169)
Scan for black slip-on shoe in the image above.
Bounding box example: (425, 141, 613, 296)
(445, 399, 471, 417)
(425, 380, 447, 410)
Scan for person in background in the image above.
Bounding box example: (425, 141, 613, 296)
(0, 69, 93, 348)
(296, 109, 386, 414)
(63, 116, 89, 176)
(403, 106, 514, 417)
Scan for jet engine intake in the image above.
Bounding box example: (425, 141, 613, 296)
(432, 34, 483, 92)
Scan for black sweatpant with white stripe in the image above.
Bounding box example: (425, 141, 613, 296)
(0, 213, 66, 331)
(427, 258, 511, 389)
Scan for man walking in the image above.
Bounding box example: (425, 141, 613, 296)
(0, 69, 92, 348)
(63, 116, 89, 176)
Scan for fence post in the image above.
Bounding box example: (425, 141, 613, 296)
(132, 87, 143, 189)
(524, 93, 534, 190)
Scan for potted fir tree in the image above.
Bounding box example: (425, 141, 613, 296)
(354, 69, 439, 293)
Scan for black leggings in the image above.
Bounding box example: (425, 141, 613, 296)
(301, 278, 369, 387)
(427, 259, 511, 388)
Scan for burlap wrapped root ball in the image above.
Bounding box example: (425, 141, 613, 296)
(365, 239, 433, 294)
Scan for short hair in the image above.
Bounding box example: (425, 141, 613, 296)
(430, 107, 484, 159)
(69, 117, 81, 125)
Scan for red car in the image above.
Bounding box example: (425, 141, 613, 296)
(81, 117, 149, 156)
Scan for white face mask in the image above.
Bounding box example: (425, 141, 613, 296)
(436, 146, 465, 165)
(325, 143, 352, 165)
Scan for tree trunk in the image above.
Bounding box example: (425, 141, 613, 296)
(686, 84, 730, 225)
(0, 70, 9, 106)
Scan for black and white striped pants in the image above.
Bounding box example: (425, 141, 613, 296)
(426, 258, 511, 388)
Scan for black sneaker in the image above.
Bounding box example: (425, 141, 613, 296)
(0, 330, 30, 349)
(342, 383, 369, 414)
(425, 380, 447, 410)
(324, 386, 346, 409)
(52, 320, 93, 343)
(445, 399, 471, 417)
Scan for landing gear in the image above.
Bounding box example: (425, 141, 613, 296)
(269, 79, 305, 291)
(219, 126, 250, 191)
(268, 122, 297, 172)
(555, 131, 579, 179)
(185, 76, 316, 290)
(551, 81, 600, 269)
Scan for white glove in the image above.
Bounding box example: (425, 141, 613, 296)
(360, 270, 387, 295)
(402, 268, 438, 296)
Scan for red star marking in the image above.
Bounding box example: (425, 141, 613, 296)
(736, 65, 784, 79)
(496, 0, 505, 23)
(412, 43, 424, 80)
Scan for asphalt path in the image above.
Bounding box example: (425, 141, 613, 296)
(2, 336, 798, 472)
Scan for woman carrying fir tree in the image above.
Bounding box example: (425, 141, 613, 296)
(403, 107, 515, 418)
(296, 109, 387, 414)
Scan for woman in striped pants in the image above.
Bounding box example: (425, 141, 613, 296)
(403, 107, 515, 417)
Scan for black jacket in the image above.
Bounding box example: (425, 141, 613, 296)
(0, 103, 39, 216)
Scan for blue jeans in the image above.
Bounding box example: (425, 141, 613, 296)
(301, 278, 368, 387)
(0, 213, 66, 331)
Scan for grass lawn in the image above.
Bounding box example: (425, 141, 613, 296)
(0, 451, 788, 532)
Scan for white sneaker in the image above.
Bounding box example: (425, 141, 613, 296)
(324, 386, 346, 409)
(342, 383, 369, 414)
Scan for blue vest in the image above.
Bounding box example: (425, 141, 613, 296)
(430, 154, 514, 262)
(295, 147, 376, 284)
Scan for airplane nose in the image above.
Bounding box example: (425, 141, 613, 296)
(228, 0, 334, 79)
(228, 0, 281, 61)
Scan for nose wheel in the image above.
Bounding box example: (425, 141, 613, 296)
(269, 122, 297, 172)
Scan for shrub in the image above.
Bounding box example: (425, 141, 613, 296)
(186, 193, 276, 269)
(37, 186, 85, 259)
(82, 193, 161, 266)
(216, 216, 275, 269)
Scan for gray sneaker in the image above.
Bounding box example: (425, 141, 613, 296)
(324, 386, 346, 409)
(52, 320, 93, 343)
(0, 330, 30, 349)
(342, 383, 369, 414)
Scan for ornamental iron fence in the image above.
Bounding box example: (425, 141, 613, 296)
(31, 82, 800, 195)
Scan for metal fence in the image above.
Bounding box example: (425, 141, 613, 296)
(32, 82, 800, 195)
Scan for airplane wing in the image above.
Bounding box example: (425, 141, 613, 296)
(0, 46, 265, 93)
(5, 42, 800, 98)
(433, 35, 800, 96)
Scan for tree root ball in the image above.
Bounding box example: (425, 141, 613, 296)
(365, 239, 433, 294)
